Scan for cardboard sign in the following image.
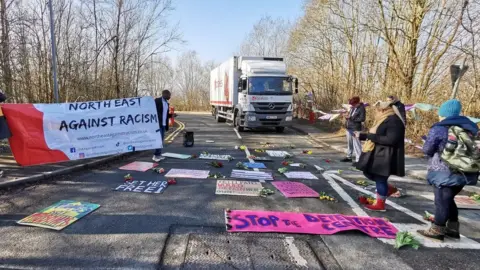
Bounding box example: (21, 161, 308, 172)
(422, 195, 480, 210)
(216, 180, 263, 196)
(243, 162, 267, 169)
(284, 171, 318, 180)
(231, 170, 273, 181)
(114, 181, 168, 194)
(225, 210, 397, 239)
(17, 200, 100, 230)
(253, 156, 273, 162)
(266, 150, 291, 157)
(2, 97, 161, 166)
(199, 154, 233, 160)
(162, 152, 192, 159)
(165, 169, 210, 179)
(119, 161, 157, 172)
(272, 181, 319, 198)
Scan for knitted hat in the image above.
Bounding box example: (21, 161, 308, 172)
(349, 96, 360, 106)
(438, 99, 462, 117)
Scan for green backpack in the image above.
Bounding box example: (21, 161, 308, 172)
(441, 126, 480, 173)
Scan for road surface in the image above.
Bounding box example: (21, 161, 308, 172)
(0, 113, 479, 269)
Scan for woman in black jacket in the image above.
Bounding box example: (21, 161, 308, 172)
(355, 101, 406, 211)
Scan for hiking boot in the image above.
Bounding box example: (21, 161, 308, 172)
(340, 157, 352, 162)
(417, 224, 445, 242)
(445, 220, 460, 239)
(365, 198, 386, 212)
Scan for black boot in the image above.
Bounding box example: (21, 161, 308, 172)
(445, 220, 460, 239)
(417, 223, 445, 242)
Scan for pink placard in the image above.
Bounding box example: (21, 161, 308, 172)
(226, 210, 397, 239)
(272, 181, 319, 198)
(119, 161, 158, 172)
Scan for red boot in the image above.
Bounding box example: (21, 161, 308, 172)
(365, 198, 386, 212)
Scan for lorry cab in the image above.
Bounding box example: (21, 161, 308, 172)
(210, 56, 298, 133)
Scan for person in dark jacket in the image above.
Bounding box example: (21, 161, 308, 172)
(355, 101, 406, 211)
(152, 89, 172, 162)
(387, 95, 407, 125)
(417, 99, 479, 241)
(341, 96, 366, 163)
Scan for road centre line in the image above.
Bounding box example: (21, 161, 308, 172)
(284, 237, 308, 267)
(233, 128, 242, 139)
(243, 146, 264, 183)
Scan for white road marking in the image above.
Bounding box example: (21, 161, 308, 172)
(325, 173, 480, 249)
(244, 147, 264, 182)
(233, 128, 242, 139)
(284, 237, 308, 267)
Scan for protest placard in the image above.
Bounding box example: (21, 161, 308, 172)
(272, 181, 319, 198)
(215, 180, 263, 196)
(243, 162, 267, 169)
(225, 210, 397, 239)
(2, 97, 161, 166)
(119, 161, 157, 172)
(162, 152, 192, 159)
(17, 200, 100, 230)
(266, 150, 291, 157)
(199, 154, 233, 160)
(165, 169, 210, 179)
(114, 181, 168, 194)
(230, 170, 273, 181)
(283, 171, 318, 180)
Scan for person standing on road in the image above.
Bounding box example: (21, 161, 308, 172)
(355, 101, 406, 212)
(341, 96, 366, 164)
(387, 95, 407, 125)
(152, 90, 172, 162)
(417, 99, 479, 242)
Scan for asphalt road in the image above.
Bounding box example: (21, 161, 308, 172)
(0, 113, 479, 269)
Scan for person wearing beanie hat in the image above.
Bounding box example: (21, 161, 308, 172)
(418, 99, 479, 242)
(341, 96, 366, 163)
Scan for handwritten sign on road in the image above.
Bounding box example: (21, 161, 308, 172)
(225, 210, 398, 239)
(216, 180, 263, 196)
(114, 181, 168, 194)
(272, 181, 319, 198)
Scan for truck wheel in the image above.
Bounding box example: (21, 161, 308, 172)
(275, 127, 285, 133)
(235, 114, 244, 132)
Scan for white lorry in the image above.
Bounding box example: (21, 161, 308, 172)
(210, 56, 298, 132)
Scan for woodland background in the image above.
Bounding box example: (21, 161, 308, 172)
(0, 0, 479, 140)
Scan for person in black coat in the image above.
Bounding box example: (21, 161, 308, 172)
(341, 96, 366, 163)
(355, 101, 406, 212)
(152, 90, 171, 162)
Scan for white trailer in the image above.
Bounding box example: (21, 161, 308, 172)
(210, 56, 298, 132)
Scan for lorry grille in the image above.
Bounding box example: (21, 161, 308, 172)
(252, 102, 289, 114)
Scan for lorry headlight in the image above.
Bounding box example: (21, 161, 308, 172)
(242, 104, 255, 112)
(248, 116, 256, 121)
(286, 116, 293, 121)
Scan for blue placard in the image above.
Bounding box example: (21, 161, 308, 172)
(243, 162, 267, 169)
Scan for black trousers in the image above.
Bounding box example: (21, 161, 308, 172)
(434, 185, 464, 226)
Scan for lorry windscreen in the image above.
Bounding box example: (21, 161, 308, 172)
(248, 77, 292, 95)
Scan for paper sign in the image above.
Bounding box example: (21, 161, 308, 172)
(266, 150, 291, 157)
(17, 200, 100, 230)
(226, 210, 397, 239)
(162, 152, 192, 159)
(243, 162, 267, 169)
(114, 181, 168, 194)
(199, 154, 233, 160)
(422, 195, 480, 210)
(272, 181, 319, 198)
(216, 180, 263, 196)
(165, 169, 210, 179)
(2, 97, 161, 166)
(253, 157, 273, 162)
(284, 171, 318, 180)
(231, 170, 273, 181)
(119, 161, 157, 172)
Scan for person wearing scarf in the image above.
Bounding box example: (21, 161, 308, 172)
(356, 101, 406, 211)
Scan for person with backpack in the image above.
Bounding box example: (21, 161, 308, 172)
(417, 99, 479, 241)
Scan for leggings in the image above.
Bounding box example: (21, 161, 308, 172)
(434, 185, 464, 226)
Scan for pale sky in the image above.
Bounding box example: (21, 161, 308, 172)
(168, 0, 304, 63)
